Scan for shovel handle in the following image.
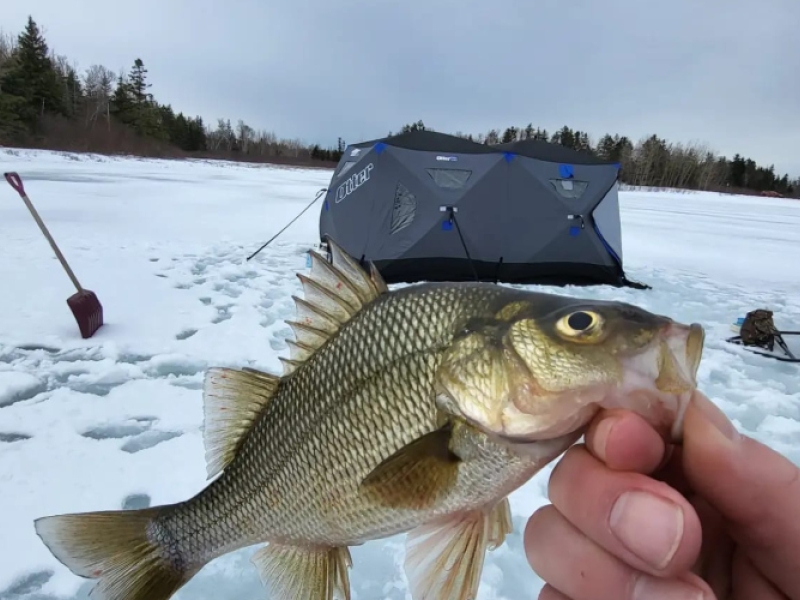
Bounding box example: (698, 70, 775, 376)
(4, 172, 25, 196)
(4, 171, 84, 293)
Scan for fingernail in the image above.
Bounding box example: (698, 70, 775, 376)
(633, 574, 706, 600)
(609, 491, 683, 570)
(692, 391, 738, 441)
(592, 416, 617, 463)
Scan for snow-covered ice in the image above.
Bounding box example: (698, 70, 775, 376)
(1, 148, 799, 600)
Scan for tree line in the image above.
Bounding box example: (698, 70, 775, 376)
(392, 121, 798, 198)
(1, 16, 796, 197)
(0, 17, 345, 166)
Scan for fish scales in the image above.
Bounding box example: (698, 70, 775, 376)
(158, 283, 511, 564)
(31, 239, 706, 600)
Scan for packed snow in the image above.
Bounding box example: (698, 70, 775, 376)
(1, 147, 799, 600)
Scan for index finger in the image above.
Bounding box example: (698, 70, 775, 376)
(585, 409, 667, 474)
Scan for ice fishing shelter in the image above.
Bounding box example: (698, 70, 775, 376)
(318, 130, 640, 287)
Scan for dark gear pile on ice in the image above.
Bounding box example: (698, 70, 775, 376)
(727, 308, 800, 363)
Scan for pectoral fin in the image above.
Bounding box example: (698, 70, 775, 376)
(404, 498, 513, 600)
(251, 543, 352, 600)
(359, 424, 461, 510)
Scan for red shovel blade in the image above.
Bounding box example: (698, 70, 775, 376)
(67, 290, 104, 339)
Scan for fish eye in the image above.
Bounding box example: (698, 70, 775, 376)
(555, 310, 604, 341)
(568, 311, 594, 331)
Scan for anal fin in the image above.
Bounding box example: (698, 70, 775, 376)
(252, 543, 352, 600)
(202, 367, 280, 479)
(404, 498, 513, 600)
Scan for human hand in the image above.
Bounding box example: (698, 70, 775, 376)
(524, 389, 800, 599)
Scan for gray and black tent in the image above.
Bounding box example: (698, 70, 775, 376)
(318, 130, 643, 288)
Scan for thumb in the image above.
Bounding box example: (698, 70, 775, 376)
(682, 390, 800, 597)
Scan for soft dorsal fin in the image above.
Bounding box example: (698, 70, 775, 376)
(202, 367, 280, 479)
(281, 238, 388, 375)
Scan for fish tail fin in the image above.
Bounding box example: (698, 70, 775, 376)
(34, 506, 193, 600)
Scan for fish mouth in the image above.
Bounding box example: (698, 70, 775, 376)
(656, 322, 705, 393)
(616, 321, 705, 443)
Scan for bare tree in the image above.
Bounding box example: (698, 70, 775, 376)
(205, 119, 236, 151)
(0, 29, 17, 68)
(0, 30, 16, 95)
(484, 129, 500, 145)
(83, 64, 115, 129)
(236, 119, 254, 153)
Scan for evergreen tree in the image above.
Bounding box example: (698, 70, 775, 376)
(109, 59, 163, 138)
(110, 74, 134, 124)
(523, 123, 535, 140)
(128, 58, 151, 104)
(551, 126, 576, 149)
(0, 16, 65, 125)
(186, 116, 206, 151)
(61, 65, 83, 117)
(728, 154, 746, 188)
(400, 120, 427, 133)
(0, 93, 29, 141)
(596, 134, 616, 160)
(532, 128, 548, 141)
(501, 126, 518, 143)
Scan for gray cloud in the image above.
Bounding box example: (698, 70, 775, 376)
(7, 0, 800, 176)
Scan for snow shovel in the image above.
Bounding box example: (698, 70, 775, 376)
(4, 172, 104, 339)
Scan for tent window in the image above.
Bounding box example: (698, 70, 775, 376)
(337, 161, 357, 178)
(391, 182, 416, 234)
(549, 178, 589, 199)
(426, 168, 472, 190)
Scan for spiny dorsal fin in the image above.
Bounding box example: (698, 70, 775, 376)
(286, 320, 329, 350)
(280, 238, 388, 375)
(368, 261, 389, 295)
(279, 356, 302, 375)
(202, 367, 280, 479)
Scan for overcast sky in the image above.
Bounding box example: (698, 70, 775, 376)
(7, 0, 800, 176)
